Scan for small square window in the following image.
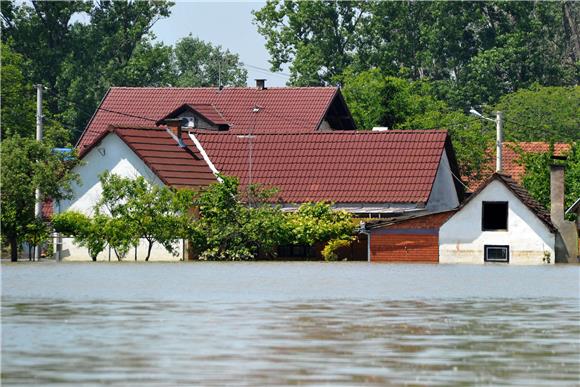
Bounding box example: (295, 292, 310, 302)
(482, 202, 508, 231)
(485, 245, 509, 263)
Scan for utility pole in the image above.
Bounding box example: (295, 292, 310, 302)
(495, 111, 503, 172)
(34, 84, 44, 262)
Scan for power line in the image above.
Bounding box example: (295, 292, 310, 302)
(45, 88, 158, 124)
(242, 63, 292, 79)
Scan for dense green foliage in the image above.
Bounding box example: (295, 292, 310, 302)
(1, 136, 80, 261)
(193, 176, 356, 261)
(1, 0, 247, 142)
(254, 1, 579, 107)
(52, 175, 356, 261)
(521, 143, 580, 217)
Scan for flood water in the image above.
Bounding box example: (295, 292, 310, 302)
(2, 262, 579, 386)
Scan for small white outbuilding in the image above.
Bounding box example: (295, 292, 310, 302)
(439, 173, 556, 265)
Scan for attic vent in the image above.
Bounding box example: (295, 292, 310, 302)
(372, 127, 389, 132)
(181, 117, 195, 129)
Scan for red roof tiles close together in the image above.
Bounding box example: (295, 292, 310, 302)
(78, 87, 340, 150)
(194, 130, 449, 204)
(94, 126, 216, 189)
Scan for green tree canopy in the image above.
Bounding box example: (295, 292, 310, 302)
(1, 136, 80, 261)
(1, 1, 248, 143)
(254, 1, 579, 108)
(174, 35, 247, 87)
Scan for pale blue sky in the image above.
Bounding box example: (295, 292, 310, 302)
(152, 1, 290, 86)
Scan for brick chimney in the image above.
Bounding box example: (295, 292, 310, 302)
(550, 158, 579, 263)
(550, 163, 565, 223)
(162, 118, 183, 138)
(255, 79, 266, 90)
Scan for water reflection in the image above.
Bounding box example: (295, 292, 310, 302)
(2, 263, 579, 386)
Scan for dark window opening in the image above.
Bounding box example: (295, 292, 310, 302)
(482, 201, 508, 231)
(485, 245, 509, 263)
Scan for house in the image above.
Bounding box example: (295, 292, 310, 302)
(439, 173, 557, 264)
(57, 125, 216, 261)
(59, 119, 463, 260)
(192, 129, 463, 216)
(76, 81, 356, 151)
(367, 173, 557, 264)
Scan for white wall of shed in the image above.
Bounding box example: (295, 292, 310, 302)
(439, 179, 555, 265)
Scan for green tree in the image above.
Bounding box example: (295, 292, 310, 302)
(285, 202, 356, 261)
(173, 35, 247, 87)
(195, 176, 286, 260)
(0, 41, 36, 138)
(494, 85, 580, 142)
(254, 1, 578, 107)
(52, 211, 107, 261)
(0, 136, 80, 261)
(1, 0, 174, 140)
(341, 69, 494, 185)
(97, 172, 196, 261)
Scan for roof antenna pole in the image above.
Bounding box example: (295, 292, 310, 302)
(495, 111, 503, 172)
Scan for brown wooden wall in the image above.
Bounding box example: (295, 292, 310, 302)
(370, 233, 439, 262)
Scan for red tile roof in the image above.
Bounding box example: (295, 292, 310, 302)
(78, 87, 340, 150)
(467, 142, 571, 191)
(194, 130, 450, 204)
(83, 126, 216, 189)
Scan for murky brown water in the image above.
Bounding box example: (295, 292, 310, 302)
(2, 262, 579, 386)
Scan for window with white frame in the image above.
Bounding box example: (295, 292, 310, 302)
(484, 245, 509, 263)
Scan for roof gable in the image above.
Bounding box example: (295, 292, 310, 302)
(77, 86, 343, 150)
(193, 129, 450, 204)
(156, 103, 229, 127)
(459, 173, 556, 232)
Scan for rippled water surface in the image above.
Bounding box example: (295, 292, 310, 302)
(2, 262, 579, 386)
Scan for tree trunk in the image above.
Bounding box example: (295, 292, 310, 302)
(10, 236, 18, 262)
(145, 240, 153, 262)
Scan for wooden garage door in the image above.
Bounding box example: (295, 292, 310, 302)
(371, 233, 439, 262)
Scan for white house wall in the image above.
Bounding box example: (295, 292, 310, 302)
(426, 151, 460, 212)
(58, 134, 182, 261)
(439, 180, 555, 265)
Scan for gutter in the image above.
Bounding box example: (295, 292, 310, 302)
(188, 132, 223, 183)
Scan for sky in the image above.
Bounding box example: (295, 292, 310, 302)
(151, 1, 290, 87)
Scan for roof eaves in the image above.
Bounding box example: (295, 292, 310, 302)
(76, 87, 112, 149)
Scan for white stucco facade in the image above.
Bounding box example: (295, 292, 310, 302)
(426, 152, 460, 212)
(57, 134, 184, 261)
(439, 179, 555, 265)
